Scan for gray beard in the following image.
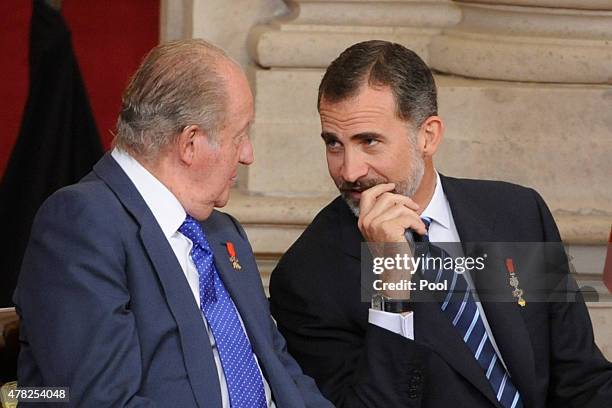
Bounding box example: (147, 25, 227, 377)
(342, 151, 425, 217)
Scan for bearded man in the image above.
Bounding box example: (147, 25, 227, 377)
(269, 40, 612, 408)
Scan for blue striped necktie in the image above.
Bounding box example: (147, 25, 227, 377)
(179, 215, 267, 408)
(419, 217, 523, 408)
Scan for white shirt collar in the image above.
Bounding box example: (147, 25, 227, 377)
(111, 148, 186, 238)
(420, 171, 451, 231)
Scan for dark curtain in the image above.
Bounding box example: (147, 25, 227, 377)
(0, 0, 103, 307)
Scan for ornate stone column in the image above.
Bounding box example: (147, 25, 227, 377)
(431, 1, 612, 83)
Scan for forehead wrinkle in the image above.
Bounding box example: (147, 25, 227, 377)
(320, 87, 400, 135)
(320, 110, 389, 126)
(320, 105, 389, 119)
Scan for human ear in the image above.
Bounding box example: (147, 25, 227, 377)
(177, 125, 202, 165)
(419, 116, 444, 157)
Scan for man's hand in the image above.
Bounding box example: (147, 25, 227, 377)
(358, 183, 426, 299)
(358, 183, 426, 243)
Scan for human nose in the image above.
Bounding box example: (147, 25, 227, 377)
(340, 148, 368, 183)
(239, 137, 254, 165)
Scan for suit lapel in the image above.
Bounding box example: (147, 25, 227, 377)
(441, 175, 537, 406)
(93, 154, 222, 408)
(440, 175, 497, 245)
(338, 198, 363, 260)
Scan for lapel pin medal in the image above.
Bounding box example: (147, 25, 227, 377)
(226, 241, 242, 270)
(505, 258, 526, 307)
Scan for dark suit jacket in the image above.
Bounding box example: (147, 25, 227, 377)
(15, 154, 332, 408)
(270, 175, 612, 408)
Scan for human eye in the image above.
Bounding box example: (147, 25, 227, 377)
(363, 137, 379, 147)
(327, 140, 345, 154)
(322, 135, 342, 151)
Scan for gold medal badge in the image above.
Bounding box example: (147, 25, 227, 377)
(505, 258, 526, 307)
(226, 241, 242, 270)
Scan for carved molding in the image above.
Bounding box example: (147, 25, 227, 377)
(432, 2, 612, 83)
(248, 0, 461, 67)
(250, 0, 612, 83)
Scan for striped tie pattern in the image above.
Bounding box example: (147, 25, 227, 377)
(179, 216, 267, 408)
(419, 217, 523, 408)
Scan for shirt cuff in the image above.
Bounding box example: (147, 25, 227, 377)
(368, 308, 414, 340)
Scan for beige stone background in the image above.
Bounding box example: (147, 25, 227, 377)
(161, 0, 612, 359)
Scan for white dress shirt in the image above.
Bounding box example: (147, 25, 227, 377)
(368, 172, 508, 370)
(111, 148, 275, 407)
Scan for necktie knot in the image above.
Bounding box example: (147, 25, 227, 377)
(178, 215, 211, 252)
(415, 216, 432, 243)
(421, 216, 432, 232)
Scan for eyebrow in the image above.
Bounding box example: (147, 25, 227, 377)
(321, 132, 338, 142)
